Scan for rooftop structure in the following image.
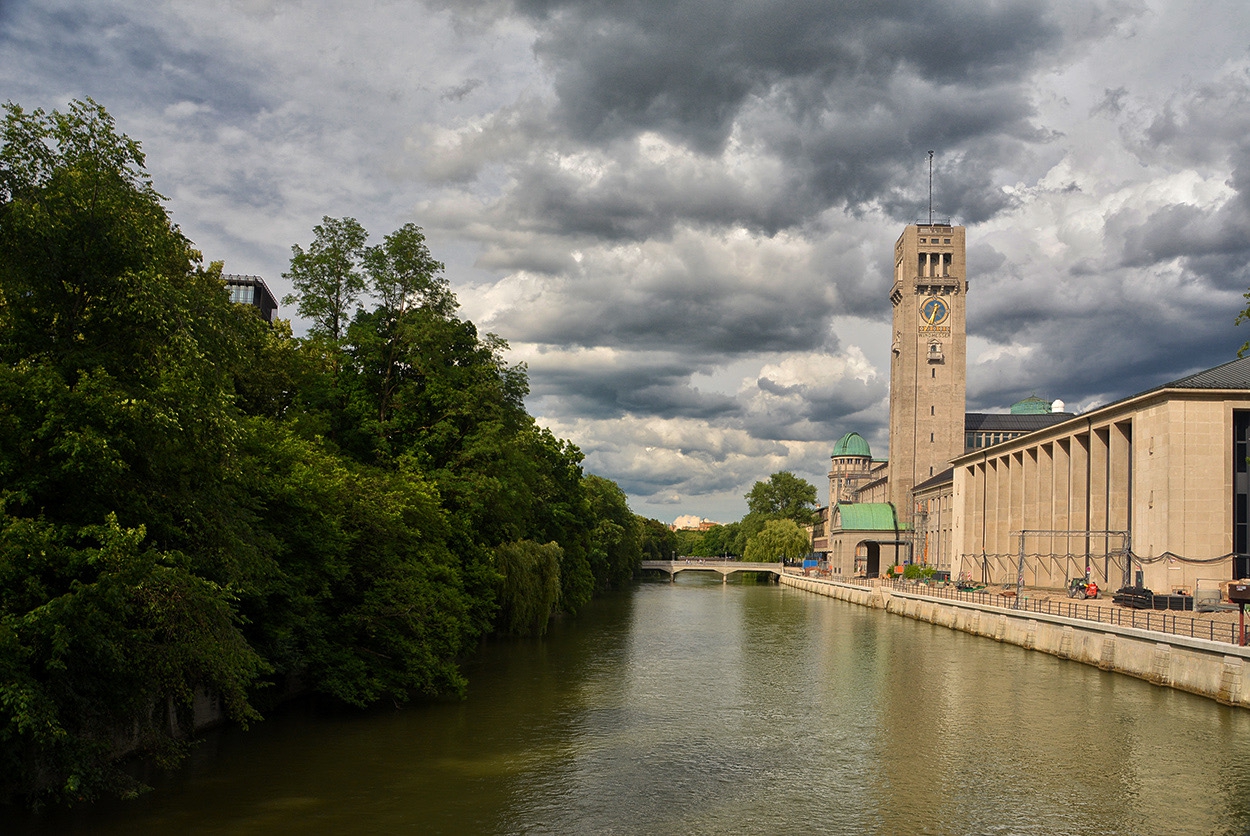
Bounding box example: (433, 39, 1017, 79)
(223, 274, 279, 324)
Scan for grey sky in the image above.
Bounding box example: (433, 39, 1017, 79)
(5, 0, 1250, 522)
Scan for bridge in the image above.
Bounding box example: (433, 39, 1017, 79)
(639, 559, 784, 582)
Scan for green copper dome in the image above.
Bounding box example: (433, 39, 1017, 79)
(832, 432, 872, 458)
(1010, 396, 1052, 415)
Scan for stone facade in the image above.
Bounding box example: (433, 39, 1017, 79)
(887, 223, 967, 526)
(952, 378, 1248, 591)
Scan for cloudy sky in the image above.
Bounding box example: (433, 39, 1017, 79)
(4, 1, 1250, 523)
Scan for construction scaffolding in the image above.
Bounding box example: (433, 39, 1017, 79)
(959, 529, 1132, 604)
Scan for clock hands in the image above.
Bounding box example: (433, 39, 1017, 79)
(921, 299, 947, 325)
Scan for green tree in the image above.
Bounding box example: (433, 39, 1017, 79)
(282, 218, 606, 625)
(0, 99, 269, 803)
(743, 518, 812, 562)
(673, 528, 703, 556)
(696, 522, 739, 558)
(283, 216, 368, 342)
(744, 472, 818, 525)
(583, 475, 642, 591)
(494, 540, 562, 636)
(361, 223, 453, 427)
(639, 518, 677, 561)
(0, 97, 637, 805)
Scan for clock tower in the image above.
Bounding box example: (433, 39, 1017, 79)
(887, 223, 967, 525)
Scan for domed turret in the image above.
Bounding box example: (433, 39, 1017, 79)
(830, 432, 874, 505)
(832, 432, 872, 459)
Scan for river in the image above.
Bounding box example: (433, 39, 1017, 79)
(12, 574, 1250, 835)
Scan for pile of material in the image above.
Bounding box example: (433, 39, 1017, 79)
(1112, 586, 1153, 609)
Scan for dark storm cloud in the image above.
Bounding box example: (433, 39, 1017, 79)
(1, 4, 267, 119)
(521, 0, 1060, 148)
(743, 372, 885, 443)
(508, 280, 832, 353)
(503, 0, 1088, 226)
(967, 242, 1244, 414)
(969, 311, 1240, 416)
(531, 359, 741, 420)
(500, 147, 798, 240)
(1119, 201, 1250, 288)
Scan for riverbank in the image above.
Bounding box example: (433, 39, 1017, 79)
(779, 573, 1250, 709)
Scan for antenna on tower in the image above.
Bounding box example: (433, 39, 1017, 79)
(927, 150, 934, 225)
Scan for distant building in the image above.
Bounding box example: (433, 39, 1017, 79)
(965, 397, 1074, 450)
(222, 274, 279, 324)
(672, 515, 720, 532)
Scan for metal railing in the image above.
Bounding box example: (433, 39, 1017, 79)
(842, 577, 1242, 645)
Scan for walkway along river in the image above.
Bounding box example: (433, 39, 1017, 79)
(780, 572, 1250, 709)
(12, 575, 1250, 835)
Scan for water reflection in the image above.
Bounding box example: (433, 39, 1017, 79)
(11, 575, 1250, 835)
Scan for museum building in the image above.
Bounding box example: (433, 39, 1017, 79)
(812, 222, 1248, 593)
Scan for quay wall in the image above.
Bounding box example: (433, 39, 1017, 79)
(779, 574, 1250, 709)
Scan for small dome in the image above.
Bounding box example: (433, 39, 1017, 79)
(832, 432, 872, 458)
(1010, 396, 1052, 415)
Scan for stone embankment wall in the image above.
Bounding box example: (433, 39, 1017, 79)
(780, 574, 1250, 709)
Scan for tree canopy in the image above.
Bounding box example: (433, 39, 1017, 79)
(0, 99, 647, 806)
(743, 519, 812, 562)
(744, 471, 818, 525)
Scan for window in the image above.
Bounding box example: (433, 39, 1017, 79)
(1235, 411, 1250, 557)
(228, 284, 255, 305)
(930, 405, 935, 415)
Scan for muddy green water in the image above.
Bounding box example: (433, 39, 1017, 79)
(12, 575, 1250, 835)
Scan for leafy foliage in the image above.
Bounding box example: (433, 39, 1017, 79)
(742, 519, 812, 562)
(0, 100, 648, 806)
(744, 472, 818, 525)
(281, 216, 368, 342)
(495, 540, 562, 636)
(639, 518, 677, 561)
(0, 100, 268, 804)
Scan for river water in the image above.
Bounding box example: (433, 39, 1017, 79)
(13, 575, 1250, 835)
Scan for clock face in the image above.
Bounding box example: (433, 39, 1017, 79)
(920, 297, 950, 326)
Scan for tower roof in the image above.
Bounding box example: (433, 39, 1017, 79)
(832, 432, 872, 458)
(833, 502, 903, 531)
(1010, 395, 1052, 415)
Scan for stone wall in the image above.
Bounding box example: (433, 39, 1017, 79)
(779, 574, 1250, 709)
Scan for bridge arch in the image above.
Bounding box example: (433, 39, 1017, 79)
(638, 560, 784, 583)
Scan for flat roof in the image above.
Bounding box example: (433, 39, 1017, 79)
(965, 413, 1075, 432)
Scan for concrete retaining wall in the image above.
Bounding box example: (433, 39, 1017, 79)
(780, 574, 1250, 709)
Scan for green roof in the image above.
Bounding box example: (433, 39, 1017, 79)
(832, 431, 872, 458)
(834, 502, 902, 531)
(1010, 396, 1052, 415)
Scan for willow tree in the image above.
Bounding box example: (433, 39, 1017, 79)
(743, 519, 813, 562)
